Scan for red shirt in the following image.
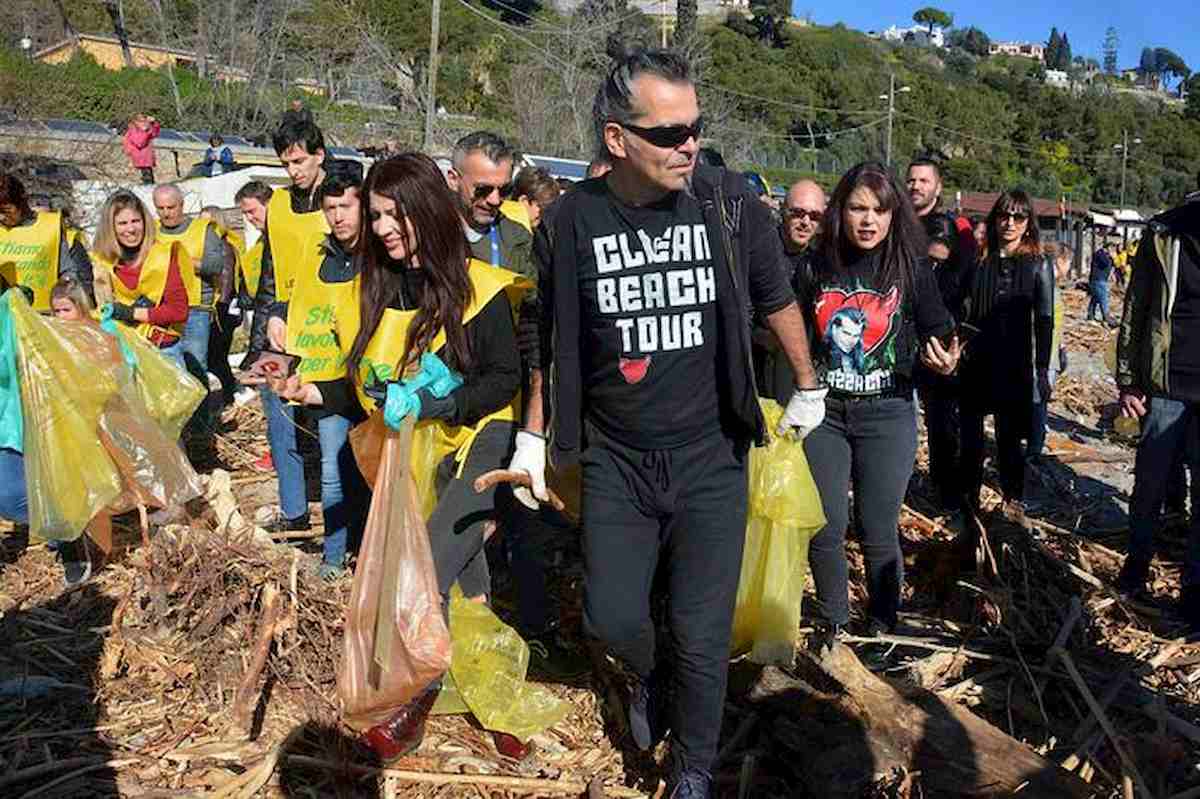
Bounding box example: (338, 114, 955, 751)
(114, 253, 188, 346)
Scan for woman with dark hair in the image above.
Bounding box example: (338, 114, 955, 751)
(958, 190, 1054, 531)
(511, 166, 560, 229)
(796, 161, 959, 644)
(271, 152, 529, 760)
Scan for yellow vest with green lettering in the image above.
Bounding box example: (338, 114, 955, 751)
(155, 218, 213, 308)
(241, 238, 264, 298)
(287, 233, 358, 381)
(91, 241, 185, 341)
(267, 188, 329, 304)
(334, 260, 530, 515)
(1, 210, 62, 311)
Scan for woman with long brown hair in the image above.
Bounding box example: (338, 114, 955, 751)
(89, 190, 191, 357)
(795, 161, 960, 650)
(272, 152, 528, 760)
(958, 189, 1054, 531)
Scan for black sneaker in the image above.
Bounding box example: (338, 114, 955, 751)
(1116, 558, 1151, 600)
(628, 671, 666, 751)
(809, 620, 850, 654)
(263, 512, 310, 534)
(852, 618, 896, 672)
(526, 629, 590, 681)
(60, 537, 93, 587)
(668, 767, 712, 799)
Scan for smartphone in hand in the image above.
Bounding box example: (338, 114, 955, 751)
(244, 349, 300, 379)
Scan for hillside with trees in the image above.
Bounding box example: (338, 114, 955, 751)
(2, 0, 1198, 208)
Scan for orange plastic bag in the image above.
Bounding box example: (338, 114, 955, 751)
(337, 415, 452, 731)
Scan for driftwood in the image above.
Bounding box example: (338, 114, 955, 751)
(231, 583, 283, 736)
(745, 643, 1093, 798)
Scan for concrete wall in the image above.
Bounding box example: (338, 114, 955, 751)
(38, 37, 194, 71)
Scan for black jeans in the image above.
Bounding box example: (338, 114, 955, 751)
(917, 375, 962, 512)
(138, 167, 155, 184)
(581, 424, 748, 772)
(207, 303, 239, 403)
(804, 395, 918, 629)
(961, 401, 1026, 508)
(428, 420, 515, 598)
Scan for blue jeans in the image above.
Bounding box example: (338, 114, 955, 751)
(0, 447, 28, 524)
(261, 388, 307, 520)
(178, 308, 212, 382)
(1127, 397, 1200, 587)
(1087, 282, 1110, 322)
(317, 414, 369, 567)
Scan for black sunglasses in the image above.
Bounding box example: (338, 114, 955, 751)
(785, 208, 823, 223)
(997, 211, 1030, 223)
(472, 181, 514, 202)
(618, 117, 705, 148)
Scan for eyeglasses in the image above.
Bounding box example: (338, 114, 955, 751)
(997, 211, 1030, 223)
(785, 208, 823, 223)
(472, 181, 514, 202)
(618, 117, 705, 149)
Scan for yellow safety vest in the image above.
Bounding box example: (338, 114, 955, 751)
(267, 188, 329, 304)
(155, 218, 213, 308)
(223, 228, 247, 296)
(65, 226, 88, 251)
(334, 259, 530, 514)
(241, 238, 264, 299)
(92, 242, 188, 341)
(0, 210, 62, 311)
(287, 234, 359, 382)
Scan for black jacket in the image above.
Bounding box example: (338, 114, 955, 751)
(537, 165, 795, 465)
(960, 252, 1054, 425)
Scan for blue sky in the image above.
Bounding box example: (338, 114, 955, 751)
(795, 1, 1200, 78)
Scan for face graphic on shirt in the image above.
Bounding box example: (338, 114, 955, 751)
(815, 285, 901, 393)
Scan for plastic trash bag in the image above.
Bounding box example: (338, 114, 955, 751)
(338, 416, 452, 731)
(6, 292, 204, 541)
(430, 587, 570, 741)
(0, 297, 23, 452)
(730, 399, 827, 665)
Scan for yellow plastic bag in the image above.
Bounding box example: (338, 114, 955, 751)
(431, 587, 570, 741)
(111, 325, 208, 440)
(8, 293, 204, 541)
(730, 399, 827, 664)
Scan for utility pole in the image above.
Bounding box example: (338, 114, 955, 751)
(880, 75, 910, 169)
(423, 0, 441, 152)
(885, 73, 896, 169)
(1115, 128, 1141, 210)
(661, 0, 668, 48)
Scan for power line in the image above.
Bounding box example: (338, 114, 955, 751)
(479, 0, 648, 35)
(449, 0, 574, 71)
(701, 82, 885, 117)
(717, 116, 888, 141)
(895, 110, 1125, 162)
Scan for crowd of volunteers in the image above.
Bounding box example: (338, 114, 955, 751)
(2, 45, 1198, 799)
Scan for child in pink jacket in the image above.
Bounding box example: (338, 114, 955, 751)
(123, 114, 161, 184)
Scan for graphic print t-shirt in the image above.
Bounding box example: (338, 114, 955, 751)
(812, 274, 905, 397)
(575, 187, 721, 449)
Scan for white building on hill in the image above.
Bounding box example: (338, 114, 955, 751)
(869, 25, 945, 48)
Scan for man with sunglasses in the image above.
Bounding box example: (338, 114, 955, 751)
(907, 156, 975, 533)
(508, 48, 822, 799)
(754, 179, 825, 403)
(446, 131, 533, 278)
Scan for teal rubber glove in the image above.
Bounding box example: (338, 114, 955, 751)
(381, 353, 464, 431)
(98, 304, 138, 371)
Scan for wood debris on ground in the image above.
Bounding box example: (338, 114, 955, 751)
(2, 283, 1199, 798)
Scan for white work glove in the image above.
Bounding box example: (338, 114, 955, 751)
(509, 430, 548, 510)
(777, 386, 828, 440)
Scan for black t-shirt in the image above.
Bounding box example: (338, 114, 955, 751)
(575, 187, 721, 448)
(800, 249, 953, 398)
(1169, 236, 1200, 401)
